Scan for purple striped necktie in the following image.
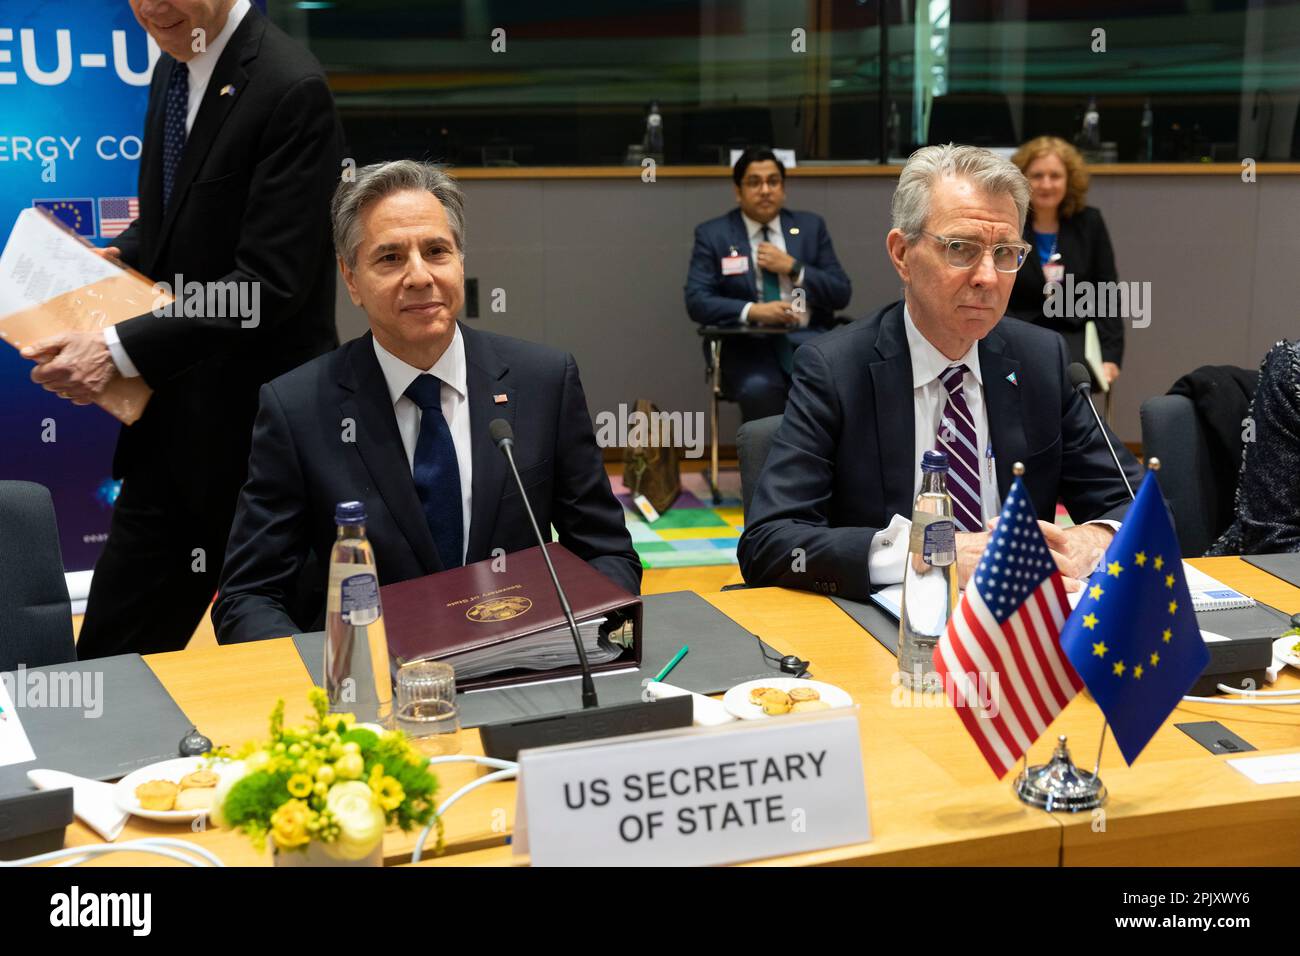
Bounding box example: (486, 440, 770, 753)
(937, 364, 983, 532)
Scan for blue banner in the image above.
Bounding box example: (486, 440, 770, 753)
(0, 4, 158, 570)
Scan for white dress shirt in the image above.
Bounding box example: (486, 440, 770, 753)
(867, 304, 1115, 585)
(738, 211, 808, 328)
(103, 0, 252, 378)
(372, 328, 474, 565)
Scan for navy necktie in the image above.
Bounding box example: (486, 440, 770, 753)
(162, 61, 189, 209)
(405, 374, 464, 569)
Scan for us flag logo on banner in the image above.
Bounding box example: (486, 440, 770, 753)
(933, 476, 1084, 778)
(97, 196, 139, 239)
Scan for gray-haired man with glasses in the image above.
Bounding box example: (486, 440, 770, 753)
(738, 144, 1142, 600)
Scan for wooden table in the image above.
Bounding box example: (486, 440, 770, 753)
(66, 557, 1300, 866)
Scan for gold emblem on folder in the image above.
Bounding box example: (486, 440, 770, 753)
(466, 595, 533, 623)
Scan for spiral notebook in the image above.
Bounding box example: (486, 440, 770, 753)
(1182, 563, 1257, 612)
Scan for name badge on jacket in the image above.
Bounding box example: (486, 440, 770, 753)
(721, 254, 749, 276)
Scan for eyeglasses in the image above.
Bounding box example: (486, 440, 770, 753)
(922, 232, 1031, 273)
(742, 175, 783, 190)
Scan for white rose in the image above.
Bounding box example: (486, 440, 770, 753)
(322, 781, 386, 860)
(209, 760, 248, 830)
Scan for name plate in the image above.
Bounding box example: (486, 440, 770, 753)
(513, 711, 870, 866)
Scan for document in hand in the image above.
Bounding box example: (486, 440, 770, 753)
(0, 207, 162, 424)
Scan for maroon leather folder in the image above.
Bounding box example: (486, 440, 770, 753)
(380, 543, 642, 691)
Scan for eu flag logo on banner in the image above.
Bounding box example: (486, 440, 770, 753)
(1060, 473, 1208, 765)
(33, 199, 96, 237)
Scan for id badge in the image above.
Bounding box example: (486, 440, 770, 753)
(1043, 261, 1065, 285)
(721, 254, 749, 276)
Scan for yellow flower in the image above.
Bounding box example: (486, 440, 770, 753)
(270, 799, 313, 850)
(286, 773, 313, 798)
(374, 775, 405, 812)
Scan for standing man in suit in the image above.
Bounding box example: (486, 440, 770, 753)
(684, 148, 852, 421)
(738, 145, 1142, 600)
(213, 160, 640, 645)
(23, 0, 343, 657)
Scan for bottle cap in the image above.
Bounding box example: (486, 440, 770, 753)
(335, 500, 366, 525)
(921, 450, 949, 473)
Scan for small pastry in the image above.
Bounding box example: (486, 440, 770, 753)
(180, 769, 219, 790)
(760, 690, 792, 715)
(174, 788, 215, 812)
(791, 699, 831, 713)
(788, 687, 820, 702)
(749, 687, 775, 705)
(135, 780, 179, 811)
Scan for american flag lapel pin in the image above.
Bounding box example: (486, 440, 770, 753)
(220, 84, 236, 97)
(493, 393, 508, 404)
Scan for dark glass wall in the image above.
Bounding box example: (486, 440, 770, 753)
(271, 0, 1300, 165)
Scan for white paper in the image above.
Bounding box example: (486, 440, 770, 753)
(28, 769, 128, 842)
(641, 680, 736, 726)
(1226, 752, 1300, 785)
(0, 208, 120, 320)
(0, 679, 37, 768)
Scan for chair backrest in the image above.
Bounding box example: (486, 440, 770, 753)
(737, 414, 783, 521)
(0, 481, 76, 671)
(1139, 395, 1222, 556)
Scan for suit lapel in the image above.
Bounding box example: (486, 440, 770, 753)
(155, 9, 263, 255)
(463, 324, 512, 562)
(869, 303, 917, 516)
(979, 327, 1027, 502)
(728, 209, 758, 299)
(339, 335, 441, 574)
(781, 210, 805, 264)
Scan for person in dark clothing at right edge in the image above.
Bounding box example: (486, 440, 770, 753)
(1207, 341, 1300, 556)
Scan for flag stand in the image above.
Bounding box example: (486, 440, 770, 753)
(1014, 734, 1107, 812)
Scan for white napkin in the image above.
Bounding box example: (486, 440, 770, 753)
(28, 769, 128, 842)
(641, 680, 736, 726)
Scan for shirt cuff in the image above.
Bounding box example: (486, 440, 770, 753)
(103, 326, 141, 378)
(868, 513, 911, 586)
(1080, 520, 1121, 575)
(794, 266, 805, 286)
(739, 302, 753, 326)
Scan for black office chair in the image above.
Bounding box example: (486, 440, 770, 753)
(736, 414, 783, 522)
(697, 325, 789, 504)
(1139, 396, 1230, 557)
(0, 481, 76, 671)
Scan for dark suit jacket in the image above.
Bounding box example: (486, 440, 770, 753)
(1006, 205, 1123, 368)
(212, 324, 642, 644)
(110, 5, 342, 513)
(737, 301, 1143, 600)
(684, 208, 852, 341)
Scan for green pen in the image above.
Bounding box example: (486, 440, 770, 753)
(653, 645, 689, 682)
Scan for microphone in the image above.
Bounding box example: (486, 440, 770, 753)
(490, 418, 598, 708)
(1067, 362, 1135, 501)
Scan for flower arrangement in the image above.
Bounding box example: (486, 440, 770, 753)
(209, 687, 443, 861)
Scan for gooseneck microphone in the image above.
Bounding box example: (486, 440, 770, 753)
(1067, 362, 1135, 501)
(489, 418, 598, 709)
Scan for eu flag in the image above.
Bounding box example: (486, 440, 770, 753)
(1060, 472, 1208, 765)
(33, 199, 96, 237)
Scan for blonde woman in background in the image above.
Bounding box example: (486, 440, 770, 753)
(1007, 136, 1122, 388)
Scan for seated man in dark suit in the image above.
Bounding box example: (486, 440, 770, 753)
(684, 148, 852, 421)
(739, 144, 1142, 600)
(213, 160, 640, 644)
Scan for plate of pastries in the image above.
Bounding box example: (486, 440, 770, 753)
(114, 757, 231, 821)
(723, 678, 853, 721)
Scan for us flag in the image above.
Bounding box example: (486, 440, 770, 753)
(933, 477, 1083, 778)
(98, 196, 139, 238)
